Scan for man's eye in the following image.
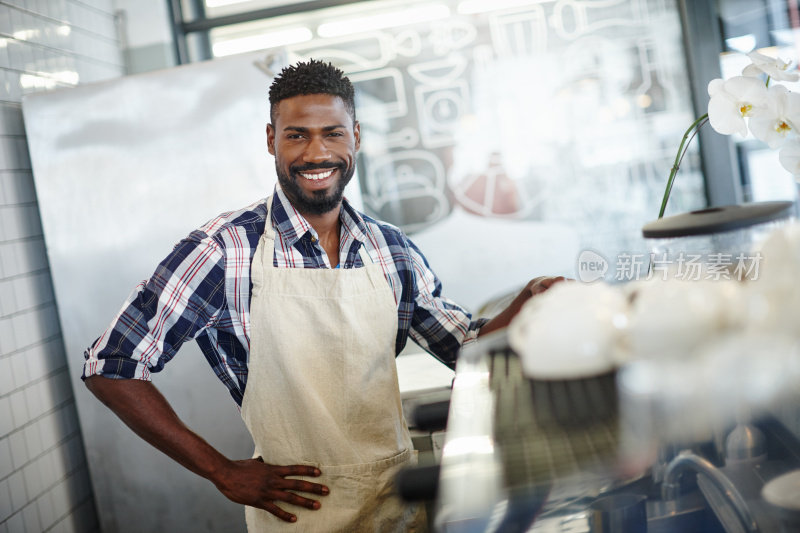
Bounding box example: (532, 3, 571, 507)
(328, 131, 344, 137)
(287, 134, 304, 139)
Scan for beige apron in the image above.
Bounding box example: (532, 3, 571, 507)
(240, 196, 426, 532)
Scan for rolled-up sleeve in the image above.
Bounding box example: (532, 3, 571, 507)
(405, 238, 488, 368)
(82, 233, 226, 381)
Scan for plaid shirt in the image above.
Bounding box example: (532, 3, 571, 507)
(83, 188, 485, 406)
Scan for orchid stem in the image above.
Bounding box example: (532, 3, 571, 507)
(658, 112, 709, 219)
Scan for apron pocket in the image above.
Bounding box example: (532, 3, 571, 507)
(314, 448, 423, 533)
(244, 450, 426, 532)
(321, 447, 413, 475)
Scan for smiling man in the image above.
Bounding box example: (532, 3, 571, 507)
(83, 60, 563, 532)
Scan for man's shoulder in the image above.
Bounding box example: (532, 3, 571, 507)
(188, 198, 268, 248)
(355, 208, 407, 246)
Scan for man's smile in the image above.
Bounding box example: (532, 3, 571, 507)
(298, 168, 335, 181)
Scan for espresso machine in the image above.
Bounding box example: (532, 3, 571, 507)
(399, 201, 800, 533)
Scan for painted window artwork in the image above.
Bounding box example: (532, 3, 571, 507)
(218, 0, 705, 306)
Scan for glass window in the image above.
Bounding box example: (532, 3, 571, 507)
(192, 0, 706, 297)
(209, 15, 314, 57)
(182, 0, 315, 19)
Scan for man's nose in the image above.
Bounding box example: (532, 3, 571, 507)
(304, 137, 332, 163)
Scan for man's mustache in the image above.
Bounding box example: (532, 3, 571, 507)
(290, 162, 344, 173)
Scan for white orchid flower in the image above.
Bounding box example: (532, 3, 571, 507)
(779, 138, 800, 175)
(661, 54, 800, 220)
(707, 76, 768, 136)
(749, 84, 800, 148)
(743, 51, 800, 82)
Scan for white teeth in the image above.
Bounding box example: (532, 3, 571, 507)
(299, 169, 334, 181)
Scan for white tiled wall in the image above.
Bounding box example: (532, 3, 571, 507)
(0, 1, 124, 532)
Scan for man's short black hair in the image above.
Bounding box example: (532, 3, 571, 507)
(268, 59, 356, 124)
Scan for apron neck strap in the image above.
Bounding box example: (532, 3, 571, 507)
(264, 194, 276, 241)
(264, 193, 375, 267)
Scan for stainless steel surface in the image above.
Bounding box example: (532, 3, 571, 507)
(438, 330, 800, 533)
(646, 491, 715, 533)
(726, 425, 767, 463)
(22, 50, 363, 533)
(589, 493, 647, 533)
(661, 451, 758, 532)
(436, 332, 619, 533)
(434, 331, 504, 533)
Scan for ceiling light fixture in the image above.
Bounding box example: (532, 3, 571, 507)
(205, 0, 253, 7)
(317, 4, 451, 38)
(457, 0, 547, 15)
(212, 27, 313, 57)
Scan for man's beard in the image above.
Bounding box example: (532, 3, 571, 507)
(276, 162, 354, 216)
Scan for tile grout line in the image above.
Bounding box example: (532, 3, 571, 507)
(0, 266, 52, 285)
(1, 423, 86, 487)
(0, 35, 124, 70)
(0, 234, 46, 246)
(0, 396, 80, 468)
(0, 1, 119, 43)
(0, 364, 71, 410)
(0, 454, 93, 528)
(41, 491, 96, 533)
(0, 297, 57, 323)
(0, 334, 68, 396)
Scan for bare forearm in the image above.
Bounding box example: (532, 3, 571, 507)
(84, 376, 230, 483)
(478, 276, 566, 337)
(84, 375, 329, 522)
(478, 290, 530, 336)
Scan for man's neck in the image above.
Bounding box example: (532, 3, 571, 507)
(303, 207, 340, 241)
(303, 204, 342, 267)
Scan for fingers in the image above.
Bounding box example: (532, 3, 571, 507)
(270, 464, 329, 494)
(272, 464, 322, 478)
(262, 462, 329, 520)
(529, 276, 566, 295)
(274, 489, 322, 510)
(261, 482, 324, 523)
(282, 477, 330, 496)
(231, 460, 329, 522)
(264, 501, 298, 523)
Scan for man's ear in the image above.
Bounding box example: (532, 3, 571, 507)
(266, 123, 276, 155)
(353, 120, 361, 152)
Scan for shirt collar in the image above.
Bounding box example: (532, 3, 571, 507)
(270, 186, 369, 247)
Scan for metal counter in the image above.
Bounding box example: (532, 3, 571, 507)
(434, 331, 800, 533)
